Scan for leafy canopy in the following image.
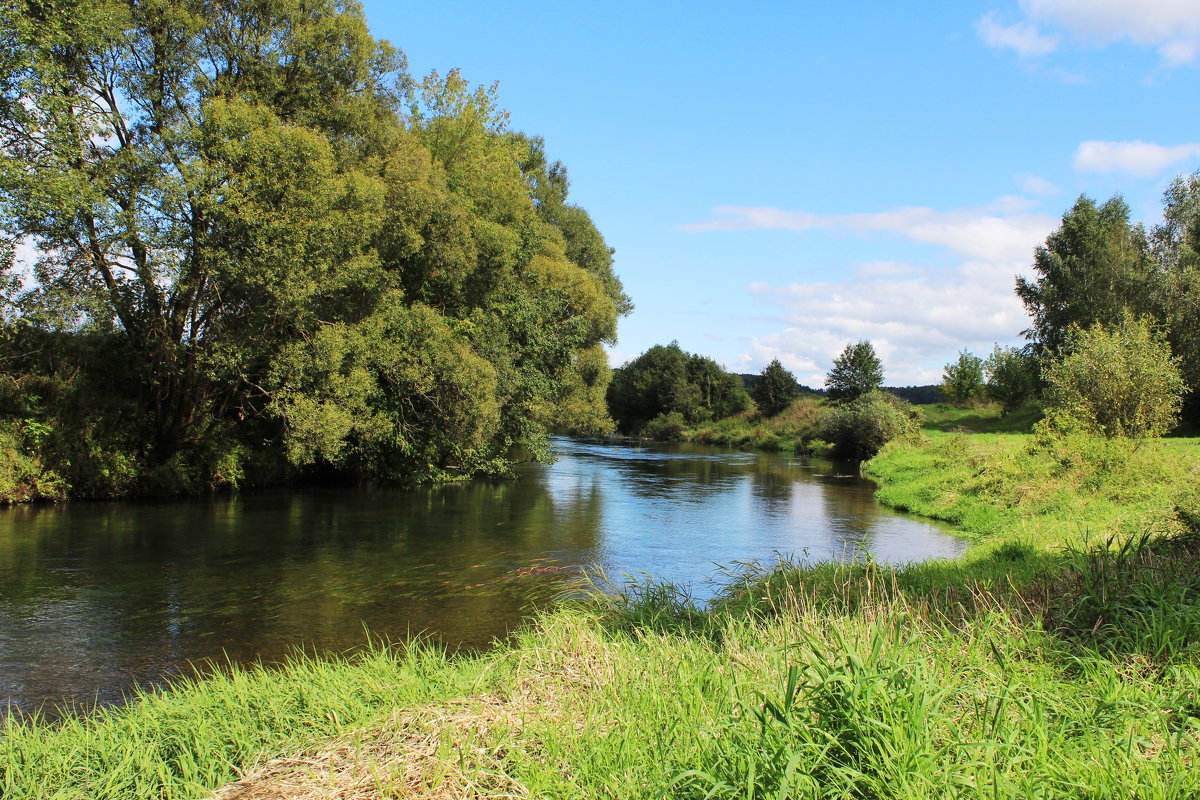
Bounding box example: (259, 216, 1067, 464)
(606, 343, 748, 434)
(1017, 195, 1155, 355)
(0, 0, 627, 493)
(984, 345, 1038, 415)
(1042, 314, 1186, 439)
(826, 340, 884, 403)
(752, 359, 802, 417)
(941, 349, 985, 406)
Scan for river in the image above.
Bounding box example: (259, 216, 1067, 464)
(0, 437, 965, 716)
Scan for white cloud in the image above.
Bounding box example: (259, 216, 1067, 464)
(741, 260, 1033, 387)
(1073, 140, 1200, 176)
(1016, 0, 1200, 66)
(976, 11, 1059, 58)
(1020, 174, 1059, 196)
(604, 347, 637, 368)
(680, 198, 1057, 386)
(853, 260, 920, 279)
(679, 202, 1056, 263)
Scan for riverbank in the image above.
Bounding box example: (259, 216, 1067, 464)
(4, 432, 1199, 798)
(634, 397, 1045, 455)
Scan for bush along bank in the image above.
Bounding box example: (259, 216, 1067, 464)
(4, 431, 1200, 799)
(637, 391, 926, 461)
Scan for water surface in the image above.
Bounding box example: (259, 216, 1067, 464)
(0, 437, 965, 715)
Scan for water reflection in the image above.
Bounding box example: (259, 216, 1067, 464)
(0, 437, 965, 716)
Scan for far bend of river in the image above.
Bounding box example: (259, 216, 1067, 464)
(0, 437, 966, 716)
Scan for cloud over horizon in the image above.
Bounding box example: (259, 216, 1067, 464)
(741, 260, 1035, 387)
(680, 199, 1055, 386)
(679, 203, 1056, 263)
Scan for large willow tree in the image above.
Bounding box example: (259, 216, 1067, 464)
(0, 0, 626, 493)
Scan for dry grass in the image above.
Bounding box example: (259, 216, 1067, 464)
(210, 697, 529, 800)
(210, 619, 619, 800)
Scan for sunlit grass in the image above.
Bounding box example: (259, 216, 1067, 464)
(4, 431, 1200, 798)
(1, 643, 485, 799)
(916, 401, 1043, 434)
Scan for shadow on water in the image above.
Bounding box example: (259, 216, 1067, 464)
(0, 437, 965, 718)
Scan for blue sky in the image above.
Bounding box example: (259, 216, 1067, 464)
(362, 0, 1200, 387)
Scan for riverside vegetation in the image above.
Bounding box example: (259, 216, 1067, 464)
(0, 1, 627, 502)
(4, 427, 1198, 799)
(5, 3, 1200, 798)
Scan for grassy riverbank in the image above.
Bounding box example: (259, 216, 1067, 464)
(643, 396, 827, 453)
(4, 432, 1199, 799)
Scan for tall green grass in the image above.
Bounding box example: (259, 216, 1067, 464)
(1, 643, 486, 799)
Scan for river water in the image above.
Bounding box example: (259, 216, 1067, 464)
(0, 437, 965, 716)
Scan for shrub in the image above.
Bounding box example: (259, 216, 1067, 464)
(941, 349, 985, 406)
(817, 390, 921, 459)
(984, 344, 1038, 414)
(1042, 313, 1186, 438)
(640, 411, 687, 441)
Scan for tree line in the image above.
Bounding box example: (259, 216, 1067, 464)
(0, 0, 627, 499)
(606, 338, 922, 459)
(614, 177, 1200, 455)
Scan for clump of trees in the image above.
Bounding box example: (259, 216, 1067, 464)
(818, 390, 922, 459)
(1018, 181, 1200, 428)
(611, 338, 919, 460)
(983, 346, 1038, 415)
(0, 1, 627, 497)
(939, 346, 1037, 414)
(941, 350, 985, 406)
(826, 340, 884, 402)
(606, 343, 748, 434)
(819, 340, 919, 457)
(752, 359, 802, 417)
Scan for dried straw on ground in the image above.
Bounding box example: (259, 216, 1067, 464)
(211, 624, 616, 800)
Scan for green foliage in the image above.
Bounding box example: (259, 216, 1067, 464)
(1017, 195, 1155, 354)
(1153, 172, 1200, 420)
(940, 348, 985, 406)
(640, 411, 688, 442)
(606, 343, 749, 434)
(826, 340, 884, 403)
(817, 390, 921, 459)
(268, 301, 504, 482)
(0, 417, 67, 503)
(751, 359, 801, 417)
(0, 3, 625, 496)
(1017, 185, 1200, 425)
(984, 344, 1038, 414)
(1042, 314, 1186, 439)
(687, 397, 825, 453)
